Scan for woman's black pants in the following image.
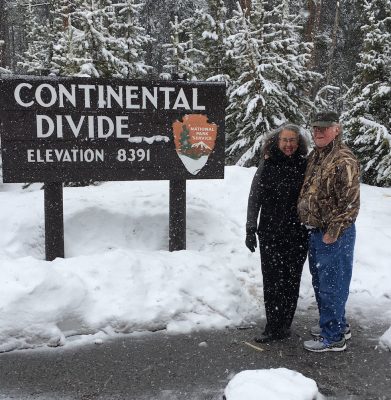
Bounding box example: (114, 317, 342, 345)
(259, 231, 308, 336)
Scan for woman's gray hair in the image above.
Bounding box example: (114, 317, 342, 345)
(261, 123, 308, 157)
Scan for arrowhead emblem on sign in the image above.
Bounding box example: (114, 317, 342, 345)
(172, 114, 218, 175)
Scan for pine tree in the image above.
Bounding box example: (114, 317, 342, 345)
(110, 0, 152, 78)
(163, 0, 233, 81)
(179, 124, 192, 154)
(267, 1, 319, 120)
(17, 0, 54, 75)
(204, 0, 227, 80)
(142, 0, 203, 76)
(343, 0, 391, 187)
(52, 0, 125, 77)
(2, 0, 31, 71)
(51, 0, 83, 76)
(162, 15, 196, 78)
(183, 0, 229, 80)
(225, 0, 319, 166)
(313, 84, 341, 110)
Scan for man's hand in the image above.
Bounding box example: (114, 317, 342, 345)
(245, 233, 257, 252)
(323, 232, 337, 244)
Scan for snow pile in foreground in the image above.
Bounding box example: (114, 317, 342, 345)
(379, 327, 391, 351)
(224, 368, 320, 400)
(0, 166, 390, 352)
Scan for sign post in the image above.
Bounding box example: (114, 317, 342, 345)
(44, 182, 64, 261)
(0, 75, 226, 259)
(169, 179, 186, 251)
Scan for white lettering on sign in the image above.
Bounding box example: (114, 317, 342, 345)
(58, 84, 76, 107)
(160, 87, 175, 110)
(78, 84, 95, 107)
(142, 87, 158, 109)
(125, 86, 139, 109)
(27, 148, 105, 163)
(172, 88, 190, 110)
(36, 115, 54, 138)
(116, 148, 151, 162)
(25, 148, 153, 164)
(36, 114, 135, 139)
(14, 83, 34, 107)
(36, 84, 58, 107)
(14, 83, 206, 111)
(97, 116, 114, 138)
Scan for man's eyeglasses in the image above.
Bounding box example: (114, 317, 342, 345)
(279, 138, 298, 143)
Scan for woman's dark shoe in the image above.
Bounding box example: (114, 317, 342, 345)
(254, 329, 291, 343)
(254, 333, 275, 343)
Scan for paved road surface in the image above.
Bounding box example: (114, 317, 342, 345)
(0, 310, 390, 400)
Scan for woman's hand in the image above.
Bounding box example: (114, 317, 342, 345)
(245, 233, 257, 252)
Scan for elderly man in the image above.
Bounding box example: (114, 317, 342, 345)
(298, 110, 360, 352)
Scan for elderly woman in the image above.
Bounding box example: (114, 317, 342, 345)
(246, 124, 308, 343)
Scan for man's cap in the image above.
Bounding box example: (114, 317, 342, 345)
(311, 110, 340, 127)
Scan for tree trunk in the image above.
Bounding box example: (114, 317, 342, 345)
(326, 0, 340, 84)
(0, 0, 6, 68)
(239, 0, 251, 16)
(305, 0, 322, 70)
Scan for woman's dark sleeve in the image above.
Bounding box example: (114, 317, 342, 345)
(246, 160, 264, 233)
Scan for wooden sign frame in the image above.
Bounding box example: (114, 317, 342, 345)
(0, 75, 225, 183)
(0, 75, 226, 259)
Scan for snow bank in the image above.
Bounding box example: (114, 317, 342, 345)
(0, 166, 390, 352)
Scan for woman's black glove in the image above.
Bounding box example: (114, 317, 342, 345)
(245, 228, 257, 252)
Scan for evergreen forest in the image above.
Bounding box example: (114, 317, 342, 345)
(0, 0, 390, 186)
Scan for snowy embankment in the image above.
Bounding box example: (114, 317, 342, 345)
(0, 166, 390, 353)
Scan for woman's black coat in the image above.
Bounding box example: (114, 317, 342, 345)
(246, 146, 308, 335)
(246, 147, 307, 238)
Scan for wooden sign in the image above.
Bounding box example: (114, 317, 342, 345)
(0, 75, 226, 183)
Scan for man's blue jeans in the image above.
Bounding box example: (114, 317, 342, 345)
(308, 224, 356, 342)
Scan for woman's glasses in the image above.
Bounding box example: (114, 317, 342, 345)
(279, 138, 298, 144)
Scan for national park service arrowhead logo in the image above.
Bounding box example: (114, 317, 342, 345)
(172, 114, 218, 175)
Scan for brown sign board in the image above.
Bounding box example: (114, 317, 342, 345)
(0, 75, 226, 183)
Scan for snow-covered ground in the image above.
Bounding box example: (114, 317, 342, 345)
(0, 165, 390, 397)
